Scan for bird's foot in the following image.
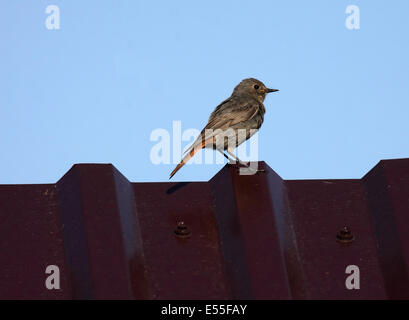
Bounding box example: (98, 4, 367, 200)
(238, 166, 266, 175)
(227, 159, 238, 166)
(228, 161, 265, 175)
(227, 159, 247, 167)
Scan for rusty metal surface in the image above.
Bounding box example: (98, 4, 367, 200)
(0, 158, 408, 299)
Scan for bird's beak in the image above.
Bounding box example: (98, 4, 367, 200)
(267, 88, 279, 93)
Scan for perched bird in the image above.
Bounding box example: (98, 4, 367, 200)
(169, 78, 279, 179)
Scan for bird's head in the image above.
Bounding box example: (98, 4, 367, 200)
(232, 78, 279, 102)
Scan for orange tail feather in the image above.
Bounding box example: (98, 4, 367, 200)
(169, 137, 214, 179)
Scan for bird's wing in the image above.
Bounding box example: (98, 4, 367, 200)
(182, 98, 260, 156)
(204, 98, 260, 132)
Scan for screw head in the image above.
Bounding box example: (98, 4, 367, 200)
(336, 226, 355, 244)
(174, 221, 191, 239)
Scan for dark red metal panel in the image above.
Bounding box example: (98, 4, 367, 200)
(0, 158, 409, 299)
(0, 184, 71, 299)
(285, 179, 386, 299)
(362, 159, 409, 299)
(210, 162, 292, 299)
(133, 182, 229, 299)
(56, 164, 149, 299)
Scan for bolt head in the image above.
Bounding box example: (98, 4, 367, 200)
(336, 226, 354, 244)
(174, 221, 191, 238)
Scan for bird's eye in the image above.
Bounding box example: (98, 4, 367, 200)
(254, 85, 259, 90)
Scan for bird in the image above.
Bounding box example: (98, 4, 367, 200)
(169, 78, 279, 179)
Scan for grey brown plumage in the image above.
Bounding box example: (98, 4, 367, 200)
(170, 78, 278, 179)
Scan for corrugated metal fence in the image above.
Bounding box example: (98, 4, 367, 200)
(0, 158, 408, 299)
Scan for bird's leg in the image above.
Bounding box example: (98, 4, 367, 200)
(225, 149, 265, 174)
(225, 149, 249, 167)
(217, 149, 236, 164)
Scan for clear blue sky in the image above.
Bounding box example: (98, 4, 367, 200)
(1, 1, 408, 183)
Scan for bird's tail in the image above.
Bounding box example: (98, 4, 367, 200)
(169, 136, 215, 179)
